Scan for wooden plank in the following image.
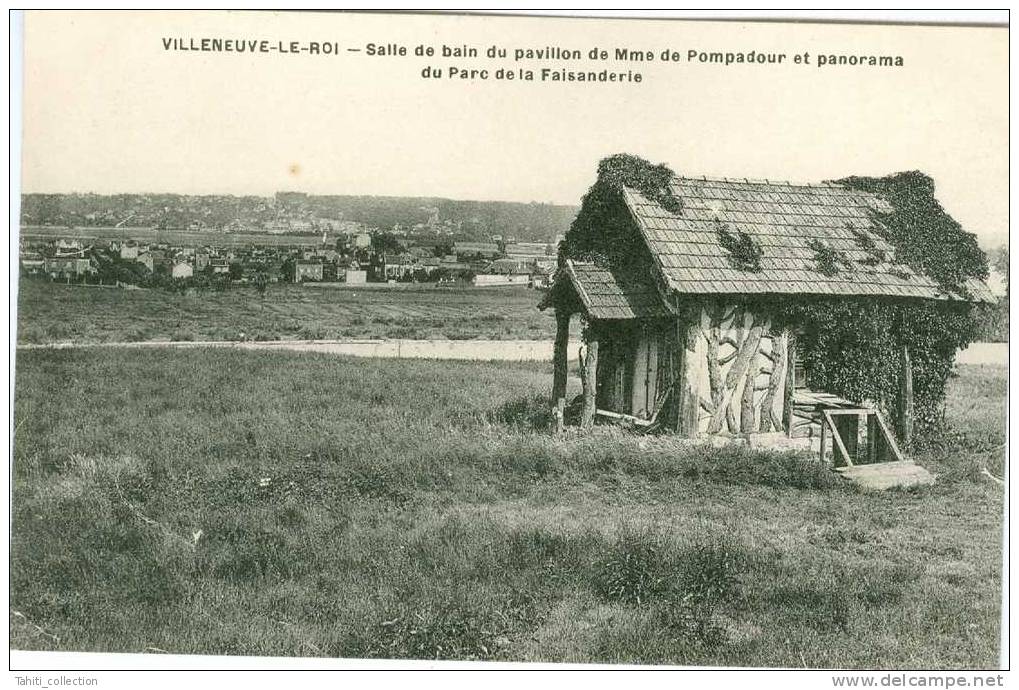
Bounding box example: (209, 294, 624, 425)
(681, 318, 701, 436)
(631, 328, 650, 418)
(673, 315, 701, 438)
(580, 339, 599, 429)
(873, 411, 906, 463)
(819, 413, 828, 463)
(704, 306, 724, 432)
(868, 413, 878, 464)
(784, 331, 796, 437)
(645, 331, 659, 420)
(596, 408, 653, 427)
(823, 410, 854, 467)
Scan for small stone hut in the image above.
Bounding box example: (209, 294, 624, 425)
(542, 175, 994, 461)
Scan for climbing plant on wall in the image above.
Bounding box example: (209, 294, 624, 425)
(562, 153, 681, 268)
(835, 171, 988, 295)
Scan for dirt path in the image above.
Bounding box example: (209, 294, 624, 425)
(15, 338, 1005, 365)
(15, 338, 583, 362)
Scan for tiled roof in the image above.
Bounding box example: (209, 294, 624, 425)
(622, 178, 995, 303)
(562, 260, 672, 320)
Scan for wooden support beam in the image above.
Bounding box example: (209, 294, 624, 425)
(596, 408, 653, 427)
(823, 410, 854, 467)
(580, 338, 599, 429)
(784, 331, 796, 438)
(868, 413, 879, 464)
(819, 413, 829, 463)
(551, 309, 571, 406)
(873, 411, 906, 463)
(674, 315, 700, 437)
(898, 344, 914, 452)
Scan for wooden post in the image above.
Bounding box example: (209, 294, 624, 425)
(898, 344, 914, 452)
(580, 338, 599, 429)
(784, 331, 797, 438)
(867, 413, 879, 464)
(551, 309, 571, 406)
(819, 413, 828, 464)
(670, 319, 685, 431)
(552, 397, 566, 437)
(631, 327, 650, 418)
(673, 316, 700, 437)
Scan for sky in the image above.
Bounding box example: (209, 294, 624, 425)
(20, 11, 1009, 249)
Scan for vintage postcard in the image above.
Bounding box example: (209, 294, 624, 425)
(9, 10, 1009, 677)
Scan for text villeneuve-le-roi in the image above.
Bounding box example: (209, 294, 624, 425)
(161, 39, 905, 83)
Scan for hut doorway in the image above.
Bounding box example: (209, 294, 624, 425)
(594, 320, 674, 422)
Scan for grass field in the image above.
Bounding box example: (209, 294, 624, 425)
(16, 279, 567, 343)
(10, 348, 1005, 667)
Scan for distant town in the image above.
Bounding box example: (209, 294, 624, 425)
(18, 191, 570, 289)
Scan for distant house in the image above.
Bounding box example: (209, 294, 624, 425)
(294, 261, 324, 283)
(136, 252, 154, 272)
(473, 273, 530, 287)
(489, 257, 532, 275)
(353, 232, 371, 249)
(44, 256, 93, 277)
(120, 244, 139, 260)
(344, 269, 367, 285)
(209, 260, 230, 275)
(19, 254, 45, 275)
(171, 262, 194, 279)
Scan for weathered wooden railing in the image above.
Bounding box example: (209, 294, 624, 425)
(820, 408, 904, 467)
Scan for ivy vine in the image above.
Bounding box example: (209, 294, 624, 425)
(850, 227, 888, 267)
(834, 171, 988, 296)
(807, 239, 852, 277)
(562, 153, 681, 271)
(749, 295, 981, 443)
(716, 220, 764, 272)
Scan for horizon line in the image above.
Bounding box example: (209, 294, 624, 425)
(18, 188, 582, 208)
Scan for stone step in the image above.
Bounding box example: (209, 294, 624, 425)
(834, 460, 935, 491)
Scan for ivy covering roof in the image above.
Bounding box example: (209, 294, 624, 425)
(621, 177, 994, 303)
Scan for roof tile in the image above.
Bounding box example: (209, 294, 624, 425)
(619, 180, 994, 303)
